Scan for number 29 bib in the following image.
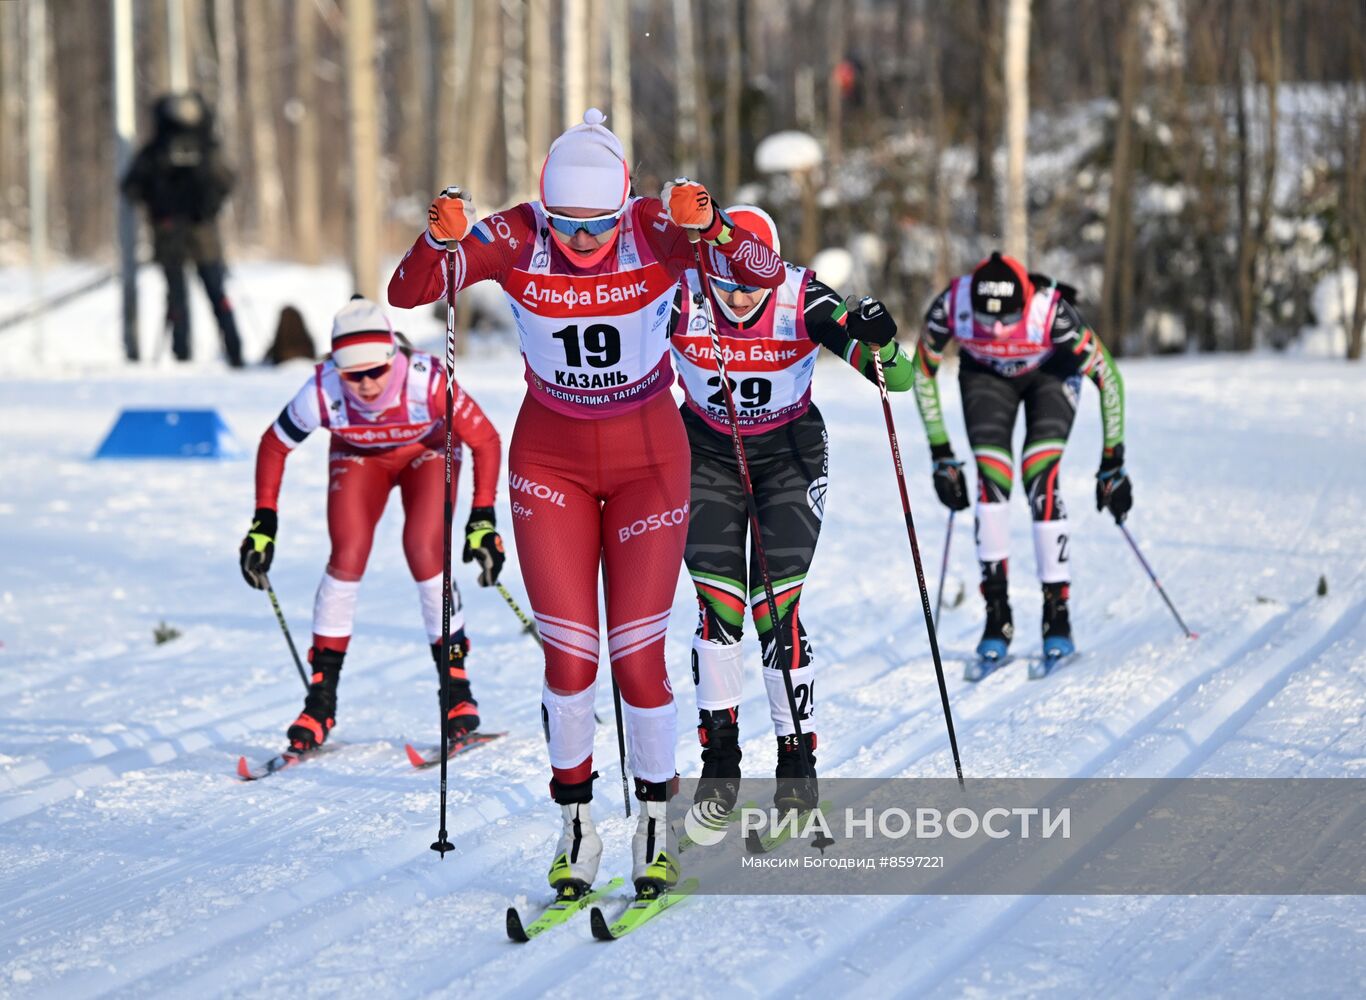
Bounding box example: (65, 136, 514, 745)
(501, 199, 680, 418)
(672, 263, 821, 435)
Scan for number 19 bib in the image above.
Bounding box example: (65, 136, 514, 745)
(502, 199, 680, 418)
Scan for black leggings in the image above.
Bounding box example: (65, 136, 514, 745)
(165, 259, 243, 366)
(959, 355, 1080, 521)
(682, 404, 828, 670)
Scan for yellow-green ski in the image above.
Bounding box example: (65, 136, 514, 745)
(589, 878, 699, 941)
(506, 877, 625, 942)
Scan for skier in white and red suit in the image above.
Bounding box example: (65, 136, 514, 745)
(387, 108, 783, 897)
(237, 297, 504, 755)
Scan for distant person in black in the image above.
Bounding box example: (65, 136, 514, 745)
(121, 92, 244, 367)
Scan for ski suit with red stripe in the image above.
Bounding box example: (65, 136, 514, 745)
(254, 350, 500, 652)
(388, 198, 783, 792)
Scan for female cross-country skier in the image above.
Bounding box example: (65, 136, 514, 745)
(238, 297, 505, 752)
(912, 251, 1132, 671)
(671, 205, 911, 814)
(387, 109, 784, 900)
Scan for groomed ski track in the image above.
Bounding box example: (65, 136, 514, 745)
(2, 345, 1363, 998)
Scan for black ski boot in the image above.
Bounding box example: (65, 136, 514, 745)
(774, 732, 818, 811)
(287, 647, 344, 751)
(1041, 582, 1076, 658)
(431, 632, 480, 739)
(976, 560, 1014, 661)
(695, 707, 742, 813)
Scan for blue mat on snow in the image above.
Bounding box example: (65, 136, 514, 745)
(93, 408, 245, 459)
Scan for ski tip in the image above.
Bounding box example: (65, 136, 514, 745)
(404, 743, 426, 768)
(235, 756, 252, 780)
(506, 906, 529, 943)
(589, 905, 615, 942)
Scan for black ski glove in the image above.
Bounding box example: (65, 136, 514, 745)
(462, 506, 505, 587)
(931, 443, 971, 511)
(845, 295, 898, 347)
(239, 507, 278, 589)
(1096, 446, 1132, 524)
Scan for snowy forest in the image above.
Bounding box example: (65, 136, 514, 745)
(2, 0, 1365, 360)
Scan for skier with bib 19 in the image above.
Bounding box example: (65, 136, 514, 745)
(238, 297, 504, 753)
(670, 205, 913, 814)
(387, 109, 783, 900)
(913, 252, 1132, 672)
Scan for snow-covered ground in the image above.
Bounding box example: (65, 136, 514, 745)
(2, 266, 1365, 997)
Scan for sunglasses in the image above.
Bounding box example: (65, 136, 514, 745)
(341, 362, 392, 383)
(973, 309, 1024, 328)
(545, 210, 623, 238)
(710, 277, 761, 295)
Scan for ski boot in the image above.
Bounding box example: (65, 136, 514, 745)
(632, 777, 680, 897)
(1041, 582, 1075, 660)
(774, 732, 818, 812)
(547, 775, 604, 897)
(431, 632, 480, 739)
(975, 561, 1014, 662)
(695, 707, 742, 814)
(287, 647, 344, 752)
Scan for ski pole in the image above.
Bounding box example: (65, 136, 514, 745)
(495, 582, 542, 647)
(1118, 523, 1198, 639)
(865, 314, 964, 786)
(933, 511, 955, 629)
(689, 236, 817, 797)
(432, 198, 463, 859)
(611, 672, 631, 817)
(262, 573, 309, 690)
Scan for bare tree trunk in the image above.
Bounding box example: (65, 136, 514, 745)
(525, 0, 552, 177)
(462, 10, 501, 206)
(722, 0, 742, 196)
(501, 0, 529, 201)
(825, 0, 847, 169)
(564, 0, 588, 126)
(242, 0, 284, 252)
(1002, 0, 1030, 261)
(293, 0, 321, 264)
(402, 0, 434, 203)
(212, 0, 240, 245)
(926, 4, 952, 289)
(608, 0, 633, 166)
(345, 0, 379, 297)
(673, 0, 699, 176)
(1100, 1, 1144, 355)
(0, 2, 25, 240)
(973, 0, 1001, 239)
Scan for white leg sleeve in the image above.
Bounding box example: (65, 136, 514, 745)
(542, 683, 597, 772)
(692, 636, 744, 710)
(313, 573, 361, 640)
(1032, 518, 1071, 584)
(974, 501, 1012, 564)
(622, 697, 677, 783)
(764, 663, 817, 738)
(416, 573, 465, 642)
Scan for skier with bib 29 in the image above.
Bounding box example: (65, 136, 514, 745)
(387, 110, 784, 900)
(670, 205, 913, 813)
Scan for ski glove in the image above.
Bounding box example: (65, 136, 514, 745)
(427, 186, 474, 245)
(931, 444, 971, 511)
(462, 506, 505, 587)
(1096, 447, 1133, 524)
(662, 178, 730, 243)
(845, 296, 898, 347)
(239, 507, 278, 589)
